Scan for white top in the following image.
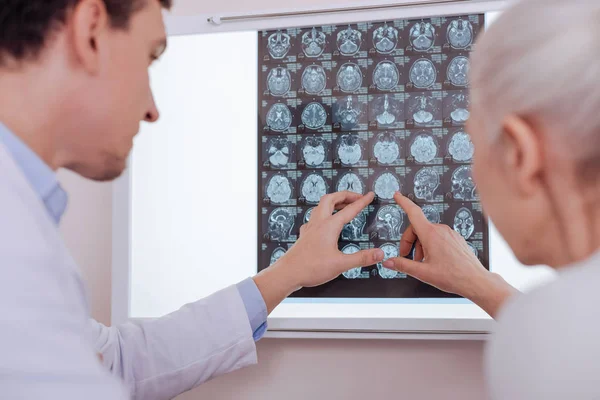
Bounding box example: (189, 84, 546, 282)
(487, 250, 600, 399)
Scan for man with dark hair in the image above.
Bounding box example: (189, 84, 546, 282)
(0, 0, 383, 398)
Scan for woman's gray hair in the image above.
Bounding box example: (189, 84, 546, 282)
(470, 0, 600, 170)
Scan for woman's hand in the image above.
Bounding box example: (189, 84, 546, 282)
(383, 192, 517, 318)
(254, 191, 384, 313)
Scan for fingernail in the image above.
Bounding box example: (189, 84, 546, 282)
(374, 249, 384, 261)
(383, 260, 394, 268)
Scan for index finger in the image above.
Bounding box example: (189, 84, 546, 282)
(394, 192, 430, 234)
(333, 192, 375, 224)
(312, 191, 364, 221)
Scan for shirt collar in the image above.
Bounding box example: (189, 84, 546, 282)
(0, 122, 68, 225)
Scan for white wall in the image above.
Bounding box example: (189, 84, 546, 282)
(58, 1, 489, 399)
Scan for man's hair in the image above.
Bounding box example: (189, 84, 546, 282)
(0, 0, 172, 64)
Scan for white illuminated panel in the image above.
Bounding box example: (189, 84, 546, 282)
(120, 7, 557, 336)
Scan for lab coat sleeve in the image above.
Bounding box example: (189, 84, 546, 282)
(88, 285, 258, 400)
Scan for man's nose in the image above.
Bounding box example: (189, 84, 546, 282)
(144, 91, 160, 123)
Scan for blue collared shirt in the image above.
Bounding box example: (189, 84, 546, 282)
(0, 122, 267, 341)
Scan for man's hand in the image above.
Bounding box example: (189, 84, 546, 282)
(382, 192, 517, 318)
(254, 192, 385, 313)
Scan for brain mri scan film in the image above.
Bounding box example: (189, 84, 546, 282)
(341, 244, 363, 279)
(373, 61, 400, 91)
(268, 208, 295, 241)
(410, 94, 437, 125)
(267, 137, 291, 168)
(270, 247, 287, 265)
(301, 173, 328, 204)
(447, 19, 473, 49)
(447, 56, 470, 87)
(414, 167, 440, 201)
(266, 103, 293, 132)
(267, 31, 291, 59)
(467, 242, 478, 257)
(451, 165, 477, 201)
(267, 67, 292, 96)
(301, 102, 327, 130)
(409, 22, 436, 51)
(373, 94, 401, 126)
(337, 134, 362, 165)
(337, 172, 365, 194)
(302, 136, 327, 167)
(341, 211, 367, 241)
(377, 243, 399, 279)
(448, 131, 474, 162)
(302, 27, 326, 57)
(373, 132, 400, 165)
(266, 174, 293, 204)
(410, 133, 438, 163)
(449, 92, 470, 123)
(304, 207, 314, 223)
(373, 23, 399, 54)
(421, 204, 441, 224)
(374, 172, 401, 200)
(302, 64, 327, 95)
(337, 63, 363, 93)
(409, 59, 437, 89)
(374, 205, 403, 240)
(454, 207, 475, 239)
(335, 96, 363, 129)
(337, 25, 363, 56)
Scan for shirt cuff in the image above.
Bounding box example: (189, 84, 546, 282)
(236, 278, 268, 341)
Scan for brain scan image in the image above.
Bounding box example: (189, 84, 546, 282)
(374, 172, 400, 201)
(267, 67, 291, 97)
(409, 58, 437, 89)
(268, 208, 295, 241)
(451, 165, 477, 201)
(266, 103, 292, 132)
(447, 56, 470, 87)
(337, 134, 362, 165)
(447, 19, 474, 49)
(337, 63, 363, 93)
(302, 27, 326, 58)
(266, 174, 293, 204)
(409, 94, 437, 125)
(409, 21, 436, 52)
(467, 242, 479, 257)
(267, 31, 291, 59)
(301, 102, 327, 130)
(337, 172, 364, 194)
(375, 205, 403, 240)
(449, 93, 470, 123)
(454, 207, 475, 239)
(301, 64, 327, 95)
(337, 25, 363, 56)
(270, 247, 287, 265)
(373, 23, 399, 54)
(410, 133, 438, 163)
(421, 204, 441, 224)
(414, 167, 441, 201)
(373, 61, 399, 91)
(341, 244, 363, 279)
(302, 137, 326, 167)
(448, 131, 474, 162)
(373, 133, 400, 165)
(372, 94, 401, 126)
(341, 211, 367, 241)
(336, 96, 362, 129)
(377, 243, 399, 279)
(267, 137, 291, 168)
(304, 207, 314, 223)
(301, 173, 328, 204)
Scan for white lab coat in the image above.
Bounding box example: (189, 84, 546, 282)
(0, 143, 258, 399)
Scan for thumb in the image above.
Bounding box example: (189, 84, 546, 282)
(343, 248, 385, 270)
(382, 256, 423, 278)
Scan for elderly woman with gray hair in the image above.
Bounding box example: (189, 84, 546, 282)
(385, 0, 600, 398)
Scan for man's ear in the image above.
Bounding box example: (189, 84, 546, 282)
(498, 114, 544, 196)
(70, 0, 109, 74)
